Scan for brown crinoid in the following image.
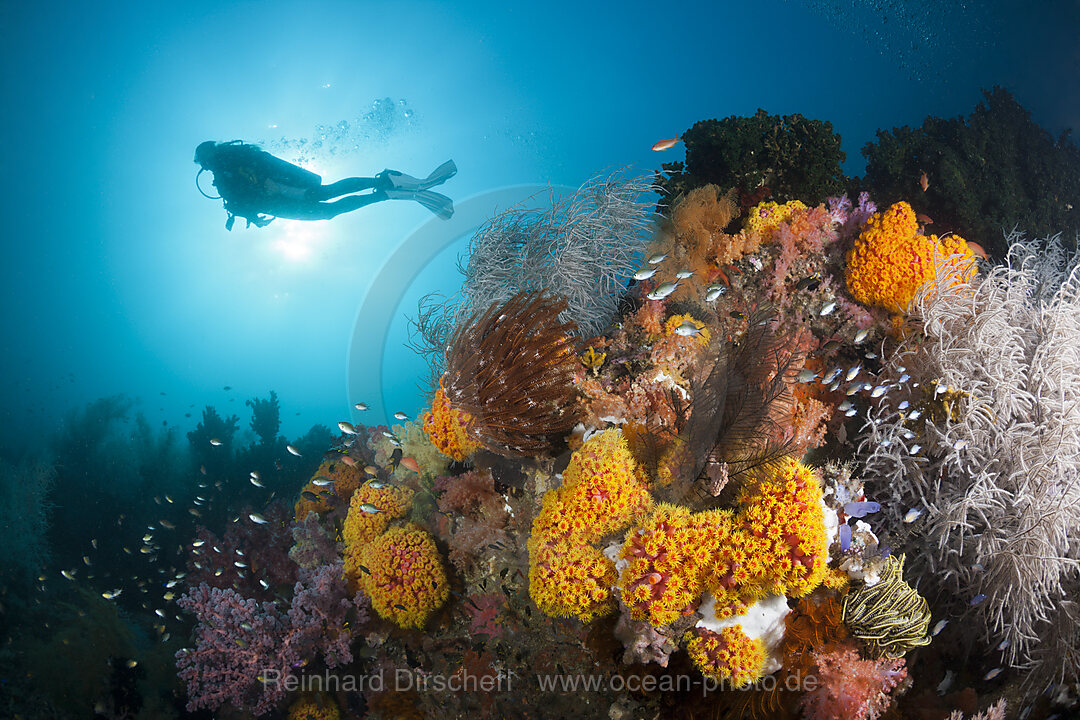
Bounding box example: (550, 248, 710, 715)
(442, 290, 581, 458)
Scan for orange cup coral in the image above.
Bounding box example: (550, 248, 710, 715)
(527, 538, 618, 622)
(422, 382, 482, 462)
(733, 458, 829, 600)
(343, 483, 415, 588)
(845, 201, 976, 313)
(618, 504, 728, 626)
(294, 457, 364, 521)
(531, 429, 653, 545)
(685, 626, 767, 688)
(358, 524, 450, 629)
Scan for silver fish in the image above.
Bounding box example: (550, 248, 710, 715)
(673, 321, 702, 337)
(705, 285, 725, 302)
(354, 402, 369, 411)
(983, 668, 1002, 681)
(647, 282, 678, 301)
(904, 508, 922, 523)
(338, 421, 358, 435)
(250, 477, 264, 488)
(209, 438, 222, 446)
(357, 503, 381, 514)
(932, 619, 949, 636)
(633, 267, 658, 281)
(796, 369, 817, 383)
(249, 513, 269, 525)
(845, 365, 861, 381)
(286, 445, 302, 456)
(675, 269, 693, 279)
(393, 411, 409, 421)
(819, 301, 837, 316)
(854, 328, 870, 344)
(647, 252, 667, 264)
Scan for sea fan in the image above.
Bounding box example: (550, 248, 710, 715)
(411, 170, 657, 389)
(858, 232, 1080, 686)
(442, 290, 580, 458)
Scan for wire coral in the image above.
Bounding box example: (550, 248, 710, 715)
(857, 232, 1080, 685)
(435, 290, 581, 458)
(845, 200, 976, 313)
(841, 554, 931, 658)
(358, 524, 450, 629)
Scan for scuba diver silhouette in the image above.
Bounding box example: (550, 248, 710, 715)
(194, 140, 456, 230)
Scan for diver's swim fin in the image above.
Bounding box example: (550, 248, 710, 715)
(380, 160, 456, 219)
(381, 159, 457, 193)
(384, 188, 454, 219)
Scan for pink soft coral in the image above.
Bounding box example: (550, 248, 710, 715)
(798, 643, 908, 720)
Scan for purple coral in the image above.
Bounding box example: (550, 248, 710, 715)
(176, 561, 368, 715)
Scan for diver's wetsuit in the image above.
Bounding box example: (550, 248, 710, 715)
(206, 143, 386, 225)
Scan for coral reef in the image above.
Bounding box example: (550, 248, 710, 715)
(861, 87, 1080, 259)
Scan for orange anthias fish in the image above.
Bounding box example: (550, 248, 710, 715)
(651, 137, 681, 152)
(400, 456, 421, 473)
(919, 171, 929, 192)
(966, 241, 989, 259)
(916, 213, 933, 225)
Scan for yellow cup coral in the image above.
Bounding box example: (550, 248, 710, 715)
(287, 693, 340, 720)
(294, 457, 364, 521)
(531, 429, 653, 545)
(845, 201, 976, 313)
(618, 504, 728, 626)
(343, 483, 415, 588)
(734, 458, 829, 600)
(527, 429, 653, 622)
(422, 382, 482, 462)
(527, 538, 618, 622)
(745, 199, 808, 238)
(685, 626, 767, 688)
(359, 524, 449, 629)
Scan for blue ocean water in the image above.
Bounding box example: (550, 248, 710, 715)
(1, 1, 1078, 718)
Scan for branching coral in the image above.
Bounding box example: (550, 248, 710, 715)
(858, 233, 1080, 684)
(434, 290, 581, 458)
